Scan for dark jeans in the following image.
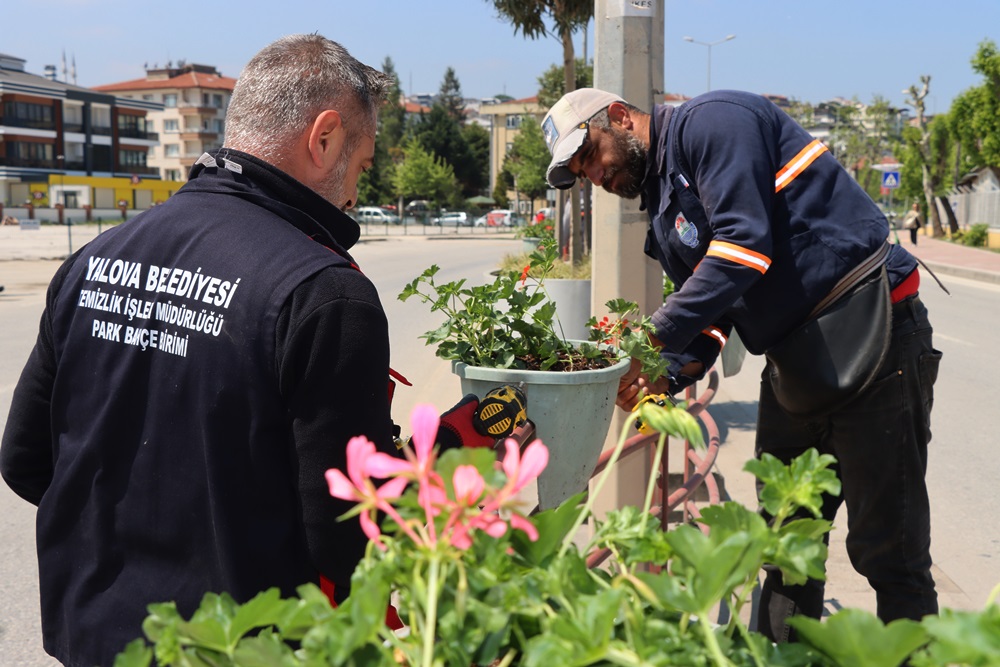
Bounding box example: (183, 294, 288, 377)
(755, 295, 942, 643)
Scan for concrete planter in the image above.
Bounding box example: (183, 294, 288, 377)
(453, 347, 630, 509)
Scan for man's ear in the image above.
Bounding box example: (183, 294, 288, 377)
(306, 109, 347, 169)
(607, 102, 632, 130)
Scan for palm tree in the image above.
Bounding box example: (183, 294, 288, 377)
(486, 0, 593, 264)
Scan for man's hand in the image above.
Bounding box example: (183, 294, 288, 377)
(616, 359, 705, 411)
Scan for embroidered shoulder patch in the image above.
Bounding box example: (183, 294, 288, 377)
(675, 213, 699, 248)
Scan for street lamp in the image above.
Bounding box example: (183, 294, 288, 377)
(683, 34, 736, 92)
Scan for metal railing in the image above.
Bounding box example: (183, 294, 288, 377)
(507, 369, 722, 568)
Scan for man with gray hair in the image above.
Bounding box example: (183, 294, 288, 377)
(1, 34, 498, 666)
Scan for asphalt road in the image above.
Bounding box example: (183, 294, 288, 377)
(1, 232, 998, 664)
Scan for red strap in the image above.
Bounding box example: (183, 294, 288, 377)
(319, 574, 405, 630)
(890, 269, 920, 303)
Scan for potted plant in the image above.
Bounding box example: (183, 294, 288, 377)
(114, 403, 1000, 667)
(398, 243, 668, 508)
(515, 218, 556, 253)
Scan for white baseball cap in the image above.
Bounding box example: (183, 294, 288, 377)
(542, 88, 624, 189)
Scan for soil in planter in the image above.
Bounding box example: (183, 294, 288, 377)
(515, 347, 618, 372)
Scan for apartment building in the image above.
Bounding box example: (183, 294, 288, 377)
(94, 62, 236, 182)
(0, 52, 163, 208)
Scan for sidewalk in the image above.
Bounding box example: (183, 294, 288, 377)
(905, 234, 1000, 284)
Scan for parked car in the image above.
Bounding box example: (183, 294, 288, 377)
(353, 206, 401, 225)
(485, 210, 516, 227)
(431, 211, 470, 227)
(405, 200, 433, 214)
(473, 214, 489, 227)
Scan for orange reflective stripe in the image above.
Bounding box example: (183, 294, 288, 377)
(706, 240, 771, 274)
(702, 326, 727, 348)
(774, 139, 828, 193)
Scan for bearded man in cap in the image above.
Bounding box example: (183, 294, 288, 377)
(541, 88, 941, 641)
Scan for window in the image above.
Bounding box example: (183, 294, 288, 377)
(2, 101, 54, 129)
(164, 169, 182, 181)
(202, 93, 210, 106)
(142, 94, 153, 101)
(8, 141, 54, 162)
(117, 113, 148, 138)
(92, 145, 112, 171)
(212, 119, 224, 134)
(506, 114, 522, 129)
(212, 94, 223, 108)
(164, 144, 180, 157)
(163, 119, 179, 133)
(163, 94, 177, 107)
(119, 149, 148, 168)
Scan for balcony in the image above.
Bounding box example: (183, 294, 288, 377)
(118, 128, 159, 141)
(117, 165, 160, 176)
(177, 104, 217, 115)
(0, 156, 57, 169)
(63, 122, 84, 133)
(64, 160, 86, 171)
(179, 128, 218, 140)
(0, 116, 56, 131)
(92, 126, 113, 136)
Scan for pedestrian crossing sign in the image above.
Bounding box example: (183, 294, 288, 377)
(882, 171, 900, 189)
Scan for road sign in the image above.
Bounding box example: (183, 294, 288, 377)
(882, 171, 900, 189)
(20, 219, 40, 231)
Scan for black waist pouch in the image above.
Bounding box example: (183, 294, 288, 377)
(765, 266, 891, 418)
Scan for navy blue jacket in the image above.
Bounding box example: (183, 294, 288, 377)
(642, 91, 917, 375)
(0, 150, 397, 666)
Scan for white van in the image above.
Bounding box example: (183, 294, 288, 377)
(353, 207, 401, 225)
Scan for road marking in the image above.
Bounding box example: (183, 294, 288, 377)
(935, 333, 976, 347)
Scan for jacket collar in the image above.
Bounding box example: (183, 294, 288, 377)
(185, 149, 362, 254)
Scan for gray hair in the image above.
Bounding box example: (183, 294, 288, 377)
(224, 34, 390, 163)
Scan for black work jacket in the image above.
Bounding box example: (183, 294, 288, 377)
(0, 150, 396, 666)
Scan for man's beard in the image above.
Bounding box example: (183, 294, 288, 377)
(601, 127, 647, 199)
(317, 149, 353, 209)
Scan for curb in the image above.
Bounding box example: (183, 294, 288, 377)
(921, 261, 1000, 286)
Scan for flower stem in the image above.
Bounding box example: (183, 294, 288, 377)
(642, 434, 667, 518)
(558, 412, 640, 558)
(421, 555, 441, 667)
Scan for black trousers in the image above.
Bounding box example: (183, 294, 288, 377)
(909, 228, 919, 245)
(755, 295, 941, 642)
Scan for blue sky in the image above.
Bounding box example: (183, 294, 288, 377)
(4, 0, 996, 113)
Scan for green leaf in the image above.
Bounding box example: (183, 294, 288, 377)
(510, 493, 587, 566)
(790, 608, 928, 667)
(914, 604, 1000, 665)
(112, 639, 153, 667)
(745, 449, 841, 520)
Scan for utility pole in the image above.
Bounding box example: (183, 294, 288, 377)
(591, 0, 664, 517)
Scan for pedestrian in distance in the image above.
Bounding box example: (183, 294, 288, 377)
(1, 34, 495, 667)
(902, 202, 923, 246)
(542, 88, 941, 642)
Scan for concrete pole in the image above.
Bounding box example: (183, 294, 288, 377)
(591, 0, 665, 519)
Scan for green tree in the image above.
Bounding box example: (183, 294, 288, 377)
(949, 39, 1000, 172)
(829, 96, 901, 192)
(901, 76, 949, 237)
(412, 105, 482, 198)
(505, 111, 550, 210)
(438, 66, 466, 126)
(380, 57, 407, 147)
(392, 139, 459, 210)
(461, 122, 491, 197)
(487, 0, 593, 263)
(356, 57, 408, 207)
(537, 58, 592, 107)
